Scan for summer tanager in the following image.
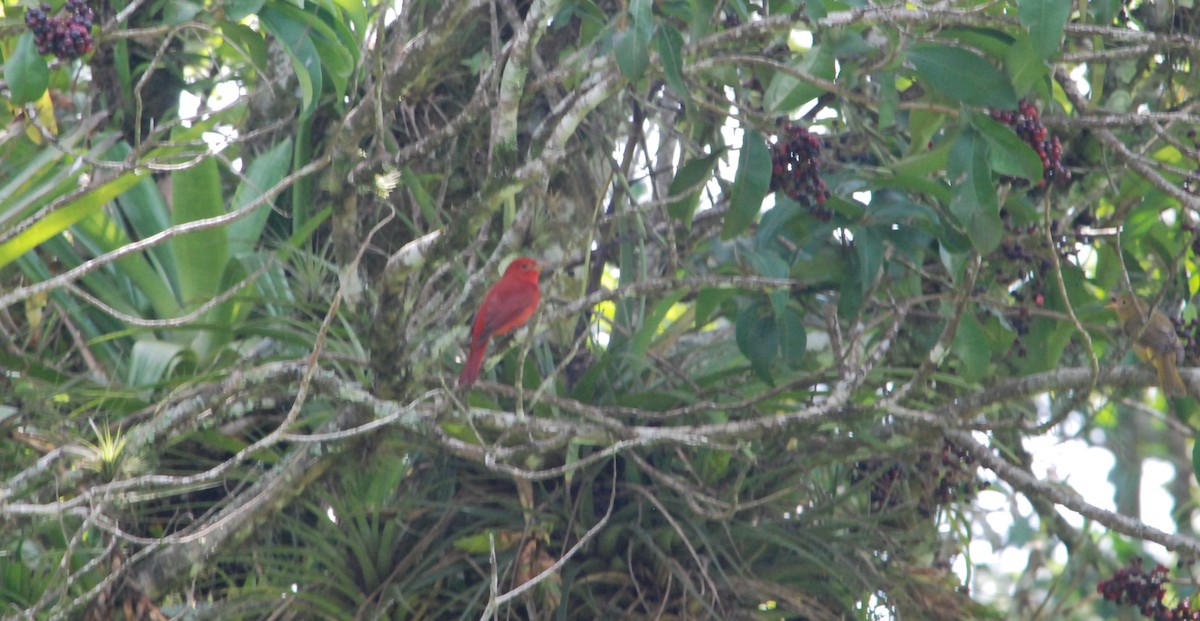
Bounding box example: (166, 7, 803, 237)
(1109, 294, 1187, 397)
(457, 257, 542, 388)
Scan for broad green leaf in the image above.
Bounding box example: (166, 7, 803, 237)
(654, 25, 691, 106)
(5, 33, 49, 105)
(614, 28, 650, 81)
(667, 151, 722, 228)
(906, 106, 947, 156)
(260, 6, 323, 119)
(218, 21, 268, 71)
(265, 3, 355, 98)
(770, 292, 807, 367)
(224, 0, 265, 21)
(1019, 316, 1073, 374)
(746, 248, 789, 279)
(951, 312, 991, 383)
(1090, 0, 1119, 24)
(721, 130, 771, 240)
(163, 0, 202, 23)
(908, 44, 1017, 108)
(631, 291, 687, 362)
(127, 339, 186, 386)
(873, 171, 953, 203)
(855, 226, 884, 295)
(971, 113, 1044, 182)
(949, 130, 1002, 254)
(736, 300, 777, 385)
(228, 138, 293, 257)
(695, 287, 735, 329)
(631, 0, 654, 43)
(935, 28, 1016, 60)
(764, 44, 835, 114)
(0, 172, 145, 270)
(73, 202, 181, 320)
(878, 71, 897, 128)
(892, 140, 952, 177)
(170, 155, 228, 306)
(1019, 0, 1070, 60)
(324, 0, 369, 36)
(1193, 440, 1200, 490)
(561, 0, 608, 46)
(1005, 35, 1047, 97)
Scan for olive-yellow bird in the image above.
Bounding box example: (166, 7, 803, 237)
(1108, 295, 1187, 397)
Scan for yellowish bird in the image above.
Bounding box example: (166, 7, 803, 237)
(1108, 295, 1187, 397)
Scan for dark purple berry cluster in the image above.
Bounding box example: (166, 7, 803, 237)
(918, 440, 989, 517)
(1097, 557, 1199, 620)
(851, 459, 904, 513)
(992, 209, 1094, 357)
(852, 440, 989, 516)
(25, 0, 94, 61)
(990, 101, 1070, 187)
(769, 122, 832, 220)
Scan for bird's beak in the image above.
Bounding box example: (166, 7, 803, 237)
(1105, 296, 1118, 310)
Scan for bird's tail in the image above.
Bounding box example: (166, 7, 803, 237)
(1155, 357, 1188, 397)
(457, 338, 490, 388)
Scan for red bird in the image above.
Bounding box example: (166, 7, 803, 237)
(458, 257, 542, 388)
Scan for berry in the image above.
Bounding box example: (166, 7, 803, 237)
(768, 121, 833, 220)
(990, 100, 1070, 187)
(24, 0, 94, 61)
(1095, 557, 1200, 620)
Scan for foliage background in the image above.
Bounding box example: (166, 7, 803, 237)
(2, 0, 1200, 619)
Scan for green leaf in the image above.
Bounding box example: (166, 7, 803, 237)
(228, 138, 293, 257)
(855, 226, 884, 295)
(770, 292, 807, 367)
(736, 300, 777, 385)
(951, 312, 991, 383)
(1019, 316, 1072, 374)
(266, 3, 355, 98)
(970, 113, 1044, 182)
(695, 287, 735, 329)
(667, 151, 722, 228)
(170, 155, 228, 306)
(1005, 35, 1047, 97)
(935, 28, 1016, 60)
(127, 339, 186, 386)
(164, 1, 202, 23)
(908, 44, 1017, 108)
(746, 247, 789, 279)
(1019, 0, 1070, 60)
(1193, 440, 1200, 491)
(906, 107, 947, 156)
(654, 25, 691, 106)
(949, 130, 1002, 254)
(764, 44, 835, 114)
(224, 0, 265, 21)
(0, 172, 145, 270)
(5, 33, 49, 105)
(614, 28, 650, 82)
(73, 201, 182, 320)
(631, 0, 654, 43)
(260, 6, 323, 119)
(892, 140, 953, 177)
(218, 21, 268, 71)
(878, 71, 897, 128)
(325, 0, 369, 36)
(721, 130, 771, 240)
